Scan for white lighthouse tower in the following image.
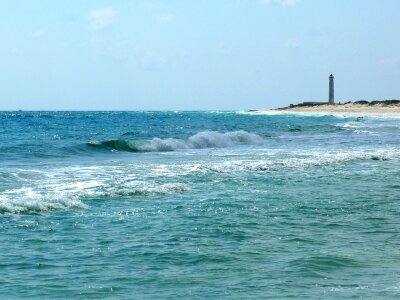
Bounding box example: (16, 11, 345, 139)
(329, 74, 335, 105)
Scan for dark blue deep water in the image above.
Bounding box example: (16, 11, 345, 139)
(1, 111, 400, 299)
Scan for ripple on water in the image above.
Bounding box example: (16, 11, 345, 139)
(288, 255, 364, 277)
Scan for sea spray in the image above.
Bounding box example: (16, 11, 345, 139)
(0, 182, 190, 214)
(89, 130, 264, 152)
(0, 188, 87, 214)
(149, 148, 399, 176)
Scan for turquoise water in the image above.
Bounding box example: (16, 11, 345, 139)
(1, 111, 400, 299)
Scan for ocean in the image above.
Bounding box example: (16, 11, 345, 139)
(1, 111, 399, 299)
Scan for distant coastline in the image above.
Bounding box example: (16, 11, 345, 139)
(256, 100, 400, 115)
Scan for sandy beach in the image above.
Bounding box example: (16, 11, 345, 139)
(258, 103, 400, 116)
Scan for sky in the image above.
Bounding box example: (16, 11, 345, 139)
(0, 0, 399, 110)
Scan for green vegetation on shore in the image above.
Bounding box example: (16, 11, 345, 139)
(279, 99, 400, 110)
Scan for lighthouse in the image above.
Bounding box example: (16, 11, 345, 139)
(329, 74, 334, 105)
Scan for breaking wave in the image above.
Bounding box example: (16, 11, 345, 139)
(0, 181, 190, 214)
(150, 149, 399, 176)
(0, 188, 87, 214)
(87, 130, 264, 152)
(94, 183, 190, 198)
(2, 147, 397, 214)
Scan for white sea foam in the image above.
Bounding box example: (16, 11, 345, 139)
(239, 110, 343, 117)
(94, 183, 190, 197)
(336, 118, 400, 134)
(135, 130, 264, 152)
(335, 122, 373, 134)
(2, 146, 398, 214)
(0, 188, 87, 214)
(150, 148, 400, 176)
(340, 123, 362, 129)
(240, 110, 400, 119)
(0, 165, 190, 214)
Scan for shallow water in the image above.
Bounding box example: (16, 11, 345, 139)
(1, 111, 400, 299)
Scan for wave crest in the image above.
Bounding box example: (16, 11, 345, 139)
(0, 182, 190, 214)
(88, 130, 264, 152)
(95, 183, 190, 197)
(0, 188, 86, 214)
(150, 149, 399, 176)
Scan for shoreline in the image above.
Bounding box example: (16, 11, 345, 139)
(256, 102, 400, 116)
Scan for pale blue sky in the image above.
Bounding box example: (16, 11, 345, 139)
(0, 0, 399, 110)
